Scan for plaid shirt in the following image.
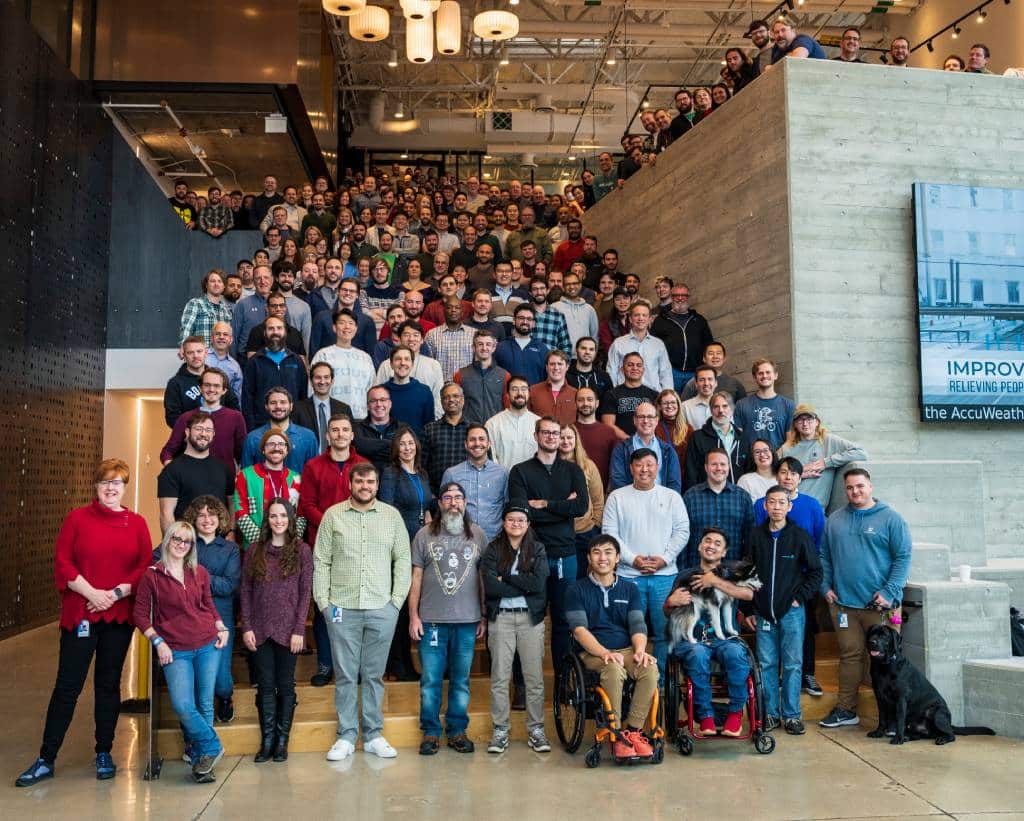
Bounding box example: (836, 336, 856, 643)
(682, 482, 754, 566)
(422, 416, 472, 491)
(179, 295, 233, 346)
(424, 324, 477, 382)
(312, 499, 411, 611)
(199, 204, 234, 233)
(533, 307, 571, 355)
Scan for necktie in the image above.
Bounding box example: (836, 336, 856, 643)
(318, 401, 329, 452)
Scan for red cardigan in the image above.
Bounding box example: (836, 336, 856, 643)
(133, 563, 219, 651)
(298, 449, 369, 546)
(53, 501, 153, 631)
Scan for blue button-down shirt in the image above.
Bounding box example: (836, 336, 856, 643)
(206, 350, 244, 402)
(681, 481, 754, 566)
(441, 458, 509, 542)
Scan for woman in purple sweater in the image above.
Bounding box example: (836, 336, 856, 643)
(240, 498, 312, 762)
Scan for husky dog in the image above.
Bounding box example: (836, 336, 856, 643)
(665, 561, 762, 651)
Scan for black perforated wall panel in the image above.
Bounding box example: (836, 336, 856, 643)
(0, 4, 112, 638)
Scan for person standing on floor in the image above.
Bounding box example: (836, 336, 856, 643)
(240, 499, 313, 763)
(408, 482, 488, 756)
(16, 459, 152, 788)
(314, 463, 412, 761)
(134, 522, 230, 783)
(481, 506, 551, 754)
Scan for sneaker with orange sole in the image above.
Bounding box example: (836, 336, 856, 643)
(697, 717, 717, 737)
(721, 712, 744, 737)
(621, 729, 653, 757)
(612, 733, 636, 760)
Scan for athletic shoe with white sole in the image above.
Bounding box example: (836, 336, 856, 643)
(364, 737, 398, 758)
(819, 707, 859, 728)
(326, 739, 355, 761)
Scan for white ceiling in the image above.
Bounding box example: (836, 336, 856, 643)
(329, 0, 915, 157)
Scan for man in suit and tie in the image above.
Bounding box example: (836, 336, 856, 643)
(291, 361, 354, 452)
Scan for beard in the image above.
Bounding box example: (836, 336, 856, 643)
(266, 336, 285, 352)
(442, 511, 464, 535)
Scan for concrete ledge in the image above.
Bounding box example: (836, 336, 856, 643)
(963, 658, 1024, 739)
(902, 580, 1011, 723)
(972, 559, 1024, 612)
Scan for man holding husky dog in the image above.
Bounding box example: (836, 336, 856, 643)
(748, 486, 822, 735)
(664, 528, 755, 737)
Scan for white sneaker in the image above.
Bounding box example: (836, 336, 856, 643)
(363, 736, 398, 759)
(326, 739, 355, 761)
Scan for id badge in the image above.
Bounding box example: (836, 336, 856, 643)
(761, 620, 771, 632)
(332, 606, 343, 624)
(430, 628, 439, 647)
(77, 619, 90, 638)
(557, 558, 564, 580)
(838, 611, 849, 629)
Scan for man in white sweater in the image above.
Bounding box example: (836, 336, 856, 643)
(602, 448, 689, 678)
(485, 376, 539, 470)
(310, 309, 375, 420)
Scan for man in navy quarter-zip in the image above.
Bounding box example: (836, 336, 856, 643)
(747, 486, 822, 736)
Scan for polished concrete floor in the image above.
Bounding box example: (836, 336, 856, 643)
(3, 623, 1024, 821)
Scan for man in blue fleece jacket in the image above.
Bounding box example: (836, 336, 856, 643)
(818, 467, 912, 730)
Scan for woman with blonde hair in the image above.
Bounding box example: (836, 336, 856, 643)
(557, 423, 604, 579)
(135, 521, 230, 783)
(655, 388, 689, 469)
(778, 404, 867, 509)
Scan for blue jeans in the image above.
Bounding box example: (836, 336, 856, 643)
(214, 623, 234, 699)
(673, 637, 750, 720)
(163, 641, 222, 758)
(547, 555, 577, 672)
(757, 604, 806, 720)
(630, 574, 675, 681)
(313, 608, 333, 670)
(672, 369, 694, 392)
(418, 622, 478, 738)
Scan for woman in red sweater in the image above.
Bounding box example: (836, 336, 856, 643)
(240, 499, 312, 762)
(16, 459, 153, 787)
(134, 521, 230, 783)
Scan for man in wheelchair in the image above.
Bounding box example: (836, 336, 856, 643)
(663, 528, 755, 738)
(564, 534, 660, 761)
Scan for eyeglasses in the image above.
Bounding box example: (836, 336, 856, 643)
(97, 479, 125, 488)
(264, 443, 288, 450)
(505, 517, 528, 525)
(672, 293, 691, 300)
(191, 427, 215, 435)
(441, 494, 465, 503)
(538, 430, 561, 437)
(170, 535, 194, 546)
(635, 414, 658, 420)
(752, 448, 772, 456)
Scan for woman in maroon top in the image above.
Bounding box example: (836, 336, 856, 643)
(240, 498, 312, 762)
(134, 522, 229, 783)
(16, 458, 152, 788)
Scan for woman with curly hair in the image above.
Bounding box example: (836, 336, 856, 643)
(239, 498, 312, 763)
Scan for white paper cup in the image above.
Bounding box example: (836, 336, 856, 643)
(959, 564, 971, 583)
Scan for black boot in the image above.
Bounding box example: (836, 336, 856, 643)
(254, 690, 277, 763)
(273, 693, 297, 762)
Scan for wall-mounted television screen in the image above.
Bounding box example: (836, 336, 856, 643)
(913, 182, 1024, 423)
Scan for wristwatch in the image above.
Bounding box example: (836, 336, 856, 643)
(113, 587, 124, 600)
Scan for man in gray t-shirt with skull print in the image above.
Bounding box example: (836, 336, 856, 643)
(409, 481, 488, 755)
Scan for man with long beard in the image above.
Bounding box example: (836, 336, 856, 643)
(407, 482, 488, 756)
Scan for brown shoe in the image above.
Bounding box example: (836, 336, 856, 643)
(419, 736, 439, 756)
(447, 734, 475, 753)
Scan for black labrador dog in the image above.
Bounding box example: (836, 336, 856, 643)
(866, 624, 995, 745)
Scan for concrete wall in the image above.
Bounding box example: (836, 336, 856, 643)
(887, 0, 1024, 73)
(583, 66, 795, 396)
(786, 59, 1024, 553)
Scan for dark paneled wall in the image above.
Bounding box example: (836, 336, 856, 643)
(0, 3, 112, 637)
(107, 137, 262, 348)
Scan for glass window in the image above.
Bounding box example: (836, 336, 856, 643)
(933, 278, 948, 302)
(1008, 281, 1021, 305)
(971, 279, 984, 302)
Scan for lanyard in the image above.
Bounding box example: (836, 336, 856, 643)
(406, 470, 426, 522)
(266, 469, 286, 500)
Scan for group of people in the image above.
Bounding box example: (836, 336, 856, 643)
(17, 161, 913, 787)
(603, 18, 1005, 190)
